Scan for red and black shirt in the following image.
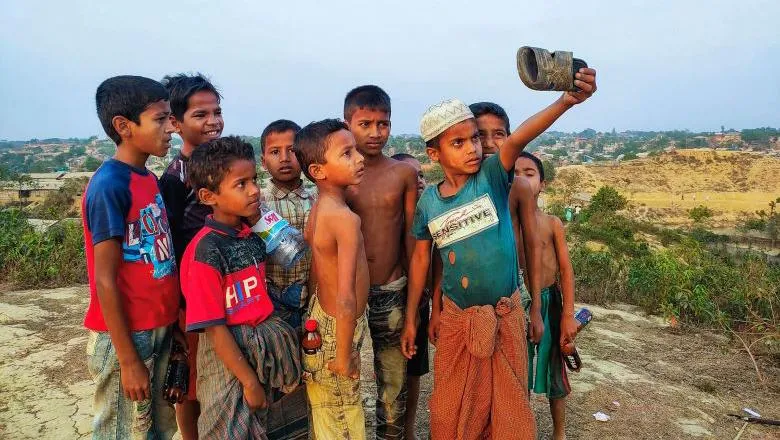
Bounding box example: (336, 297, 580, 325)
(182, 216, 274, 332)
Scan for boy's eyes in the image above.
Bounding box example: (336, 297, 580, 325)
(236, 177, 258, 187)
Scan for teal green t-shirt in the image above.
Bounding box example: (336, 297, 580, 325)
(411, 154, 518, 309)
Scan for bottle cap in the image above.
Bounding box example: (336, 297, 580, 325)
(304, 319, 318, 332)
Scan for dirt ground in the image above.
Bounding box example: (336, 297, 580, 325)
(1, 286, 778, 439)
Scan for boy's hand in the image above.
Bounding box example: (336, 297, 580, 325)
(528, 307, 545, 344)
(243, 380, 268, 410)
(562, 68, 597, 106)
(400, 322, 417, 359)
(328, 351, 360, 379)
(120, 358, 151, 401)
(560, 314, 579, 347)
(428, 309, 441, 346)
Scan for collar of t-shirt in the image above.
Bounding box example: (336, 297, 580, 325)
(268, 179, 311, 200)
(105, 158, 149, 176)
(204, 216, 253, 239)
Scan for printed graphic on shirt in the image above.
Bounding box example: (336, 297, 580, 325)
(124, 193, 176, 279)
(225, 272, 266, 315)
(427, 194, 499, 248)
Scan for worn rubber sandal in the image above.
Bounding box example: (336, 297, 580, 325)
(516, 46, 587, 92)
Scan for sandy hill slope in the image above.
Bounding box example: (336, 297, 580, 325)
(555, 150, 780, 221)
(560, 150, 780, 194)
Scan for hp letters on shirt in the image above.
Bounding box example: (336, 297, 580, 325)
(427, 194, 499, 248)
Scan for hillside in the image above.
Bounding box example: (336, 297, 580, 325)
(554, 150, 780, 225)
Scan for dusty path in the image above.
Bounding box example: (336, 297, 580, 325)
(1, 286, 778, 439)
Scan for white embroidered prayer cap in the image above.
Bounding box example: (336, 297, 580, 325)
(419, 98, 474, 142)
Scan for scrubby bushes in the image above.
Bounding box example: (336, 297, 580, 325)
(563, 187, 779, 346)
(0, 209, 86, 288)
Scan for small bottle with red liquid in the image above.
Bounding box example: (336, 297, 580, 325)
(302, 319, 323, 373)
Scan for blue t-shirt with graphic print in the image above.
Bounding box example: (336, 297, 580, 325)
(411, 154, 518, 309)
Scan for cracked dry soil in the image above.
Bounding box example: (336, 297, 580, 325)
(1, 286, 778, 439)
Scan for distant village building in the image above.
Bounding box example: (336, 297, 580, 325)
(0, 171, 93, 204)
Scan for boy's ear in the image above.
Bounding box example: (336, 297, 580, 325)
(260, 154, 267, 170)
(308, 163, 325, 181)
(112, 116, 133, 140)
(426, 146, 440, 163)
(197, 187, 218, 207)
(170, 115, 183, 134)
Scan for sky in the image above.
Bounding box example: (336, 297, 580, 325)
(1, 0, 778, 140)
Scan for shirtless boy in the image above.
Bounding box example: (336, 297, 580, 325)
(515, 152, 578, 440)
(343, 85, 418, 439)
(295, 119, 370, 439)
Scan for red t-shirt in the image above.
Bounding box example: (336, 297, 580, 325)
(182, 217, 273, 331)
(81, 159, 180, 331)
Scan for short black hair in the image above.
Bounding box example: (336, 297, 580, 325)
(425, 135, 441, 150)
(391, 153, 416, 161)
(469, 102, 511, 133)
(519, 151, 545, 182)
(294, 119, 350, 182)
(96, 75, 169, 145)
(260, 119, 301, 153)
(188, 136, 255, 193)
(343, 85, 391, 121)
(160, 73, 221, 121)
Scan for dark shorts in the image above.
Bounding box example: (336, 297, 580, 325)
(407, 297, 431, 377)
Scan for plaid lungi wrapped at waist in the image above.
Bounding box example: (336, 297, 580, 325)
(197, 316, 302, 439)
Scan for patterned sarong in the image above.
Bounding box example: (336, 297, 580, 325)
(430, 291, 536, 440)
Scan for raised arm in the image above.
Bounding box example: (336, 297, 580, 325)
(328, 212, 361, 379)
(93, 239, 149, 402)
(401, 238, 432, 359)
(499, 68, 597, 171)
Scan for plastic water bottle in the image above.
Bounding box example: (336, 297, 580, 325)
(252, 203, 308, 269)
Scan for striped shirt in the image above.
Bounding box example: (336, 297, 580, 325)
(262, 180, 316, 311)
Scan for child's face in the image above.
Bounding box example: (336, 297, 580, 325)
(400, 158, 426, 196)
(206, 159, 261, 218)
(174, 91, 223, 148)
(319, 129, 365, 186)
(476, 114, 508, 159)
(127, 100, 175, 157)
(515, 157, 544, 197)
(428, 119, 482, 176)
(262, 130, 301, 184)
(346, 108, 390, 158)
